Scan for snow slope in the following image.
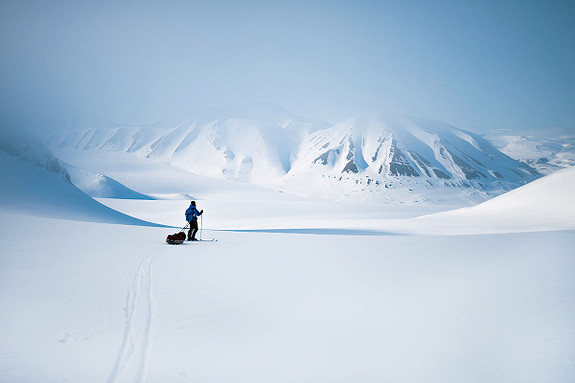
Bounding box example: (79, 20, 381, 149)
(416, 165, 575, 233)
(0, 133, 161, 226)
(65, 163, 155, 200)
(211, 166, 575, 236)
(1, 185, 574, 382)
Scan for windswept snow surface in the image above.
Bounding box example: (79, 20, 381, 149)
(0, 145, 161, 226)
(414, 166, 575, 234)
(65, 163, 155, 200)
(1, 163, 574, 381)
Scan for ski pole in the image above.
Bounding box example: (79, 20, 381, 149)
(200, 214, 203, 240)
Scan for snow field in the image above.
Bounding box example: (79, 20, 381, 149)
(1, 201, 575, 382)
(2, 139, 575, 382)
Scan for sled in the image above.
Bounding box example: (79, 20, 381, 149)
(166, 231, 187, 245)
(166, 238, 185, 245)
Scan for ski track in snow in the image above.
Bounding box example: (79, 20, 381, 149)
(107, 245, 164, 383)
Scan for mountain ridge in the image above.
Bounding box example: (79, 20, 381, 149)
(46, 106, 543, 203)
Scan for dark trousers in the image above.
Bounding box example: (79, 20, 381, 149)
(188, 220, 198, 240)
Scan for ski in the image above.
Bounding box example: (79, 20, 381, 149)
(199, 238, 218, 242)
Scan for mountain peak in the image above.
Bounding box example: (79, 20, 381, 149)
(288, 113, 541, 201)
(46, 107, 542, 203)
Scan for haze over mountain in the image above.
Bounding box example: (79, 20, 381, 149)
(47, 105, 541, 204)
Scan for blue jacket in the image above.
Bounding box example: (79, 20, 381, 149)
(185, 205, 203, 221)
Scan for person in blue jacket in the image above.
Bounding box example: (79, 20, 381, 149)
(185, 201, 204, 241)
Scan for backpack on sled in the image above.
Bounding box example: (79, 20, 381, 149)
(166, 231, 186, 245)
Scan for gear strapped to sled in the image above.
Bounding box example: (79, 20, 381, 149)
(166, 231, 186, 244)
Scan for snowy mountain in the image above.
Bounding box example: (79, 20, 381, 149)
(47, 106, 541, 203)
(285, 114, 541, 202)
(47, 104, 328, 183)
(485, 130, 575, 175)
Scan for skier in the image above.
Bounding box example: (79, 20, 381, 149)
(185, 201, 204, 241)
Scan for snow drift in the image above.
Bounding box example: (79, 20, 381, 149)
(419, 165, 575, 232)
(0, 131, 162, 226)
(65, 163, 154, 200)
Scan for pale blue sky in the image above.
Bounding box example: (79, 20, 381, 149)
(1, 0, 574, 133)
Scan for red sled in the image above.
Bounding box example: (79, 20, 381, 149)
(166, 231, 186, 245)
